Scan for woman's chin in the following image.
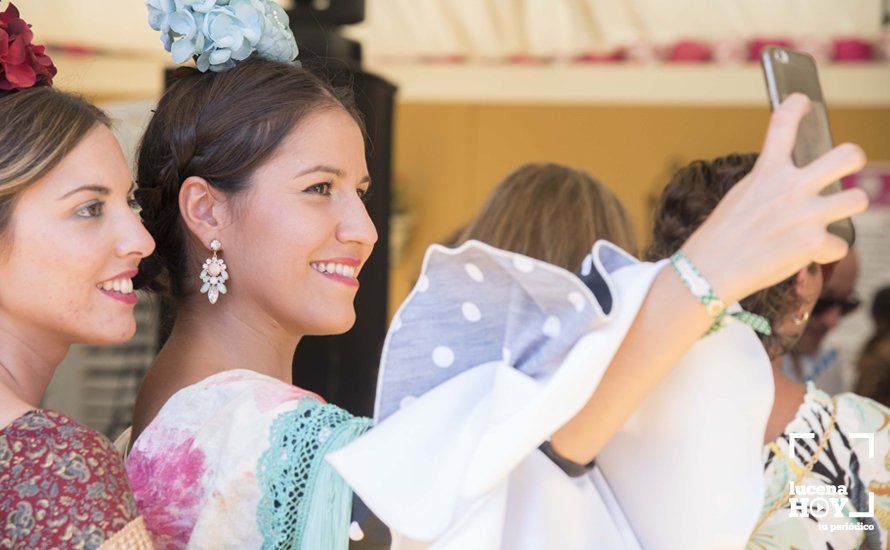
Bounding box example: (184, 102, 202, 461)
(78, 321, 138, 346)
(305, 312, 357, 337)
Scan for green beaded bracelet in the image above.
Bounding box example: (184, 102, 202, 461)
(669, 251, 772, 337)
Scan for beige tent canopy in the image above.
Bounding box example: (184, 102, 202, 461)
(11, 0, 888, 103)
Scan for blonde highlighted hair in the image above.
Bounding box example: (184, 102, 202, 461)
(456, 163, 637, 271)
(0, 87, 111, 237)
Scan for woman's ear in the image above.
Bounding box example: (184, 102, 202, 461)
(179, 176, 228, 246)
(794, 264, 823, 299)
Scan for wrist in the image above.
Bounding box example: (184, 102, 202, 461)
(679, 241, 744, 304)
(671, 249, 771, 336)
(670, 251, 728, 332)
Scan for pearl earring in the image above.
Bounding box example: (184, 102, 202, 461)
(200, 239, 228, 304)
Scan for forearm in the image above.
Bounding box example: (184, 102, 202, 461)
(550, 265, 713, 465)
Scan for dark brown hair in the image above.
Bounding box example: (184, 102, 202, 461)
(647, 153, 812, 357)
(0, 87, 110, 246)
(135, 57, 362, 297)
(456, 163, 638, 271)
(855, 286, 890, 405)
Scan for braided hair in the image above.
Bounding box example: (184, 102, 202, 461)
(134, 56, 361, 298)
(647, 153, 811, 357)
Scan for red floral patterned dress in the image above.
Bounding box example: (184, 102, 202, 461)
(0, 410, 140, 549)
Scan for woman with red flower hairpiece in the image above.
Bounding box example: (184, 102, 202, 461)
(0, 3, 155, 548)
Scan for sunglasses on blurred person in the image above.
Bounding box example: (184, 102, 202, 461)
(812, 295, 861, 317)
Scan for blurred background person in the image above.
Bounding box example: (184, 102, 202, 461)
(784, 249, 861, 393)
(456, 162, 638, 263)
(855, 286, 890, 406)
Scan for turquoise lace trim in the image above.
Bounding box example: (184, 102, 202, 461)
(256, 398, 372, 549)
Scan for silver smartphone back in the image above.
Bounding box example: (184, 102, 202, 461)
(760, 46, 856, 245)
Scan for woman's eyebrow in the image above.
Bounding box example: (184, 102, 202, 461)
(294, 164, 345, 178)
(58, 185, 111, 200)
(294, 166, 371, 186)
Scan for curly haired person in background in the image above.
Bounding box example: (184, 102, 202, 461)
(648, 153, 890, 550)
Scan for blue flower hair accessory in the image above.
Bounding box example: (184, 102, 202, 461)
(146, 0, 298, 73)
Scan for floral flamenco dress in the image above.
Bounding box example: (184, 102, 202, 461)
(125, 372, 391, 549)
(0, 410, 151, 549)
(125, 368, 591, 550)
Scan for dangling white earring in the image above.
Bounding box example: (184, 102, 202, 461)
(792, 309, 811, 326)
(200, 239, 228, 304)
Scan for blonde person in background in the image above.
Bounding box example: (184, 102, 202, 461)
(455, 162, 638, 264)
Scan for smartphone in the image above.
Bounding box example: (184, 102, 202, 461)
(760, 46, 856, 245)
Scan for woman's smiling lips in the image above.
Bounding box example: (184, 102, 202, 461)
(310, 257, 361, 288)
(96, 268, 139, 305)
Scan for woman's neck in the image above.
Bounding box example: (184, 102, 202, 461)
(131, 295, 302, 443)
(0, 313, 69, 418)
(764, 355, 808, 444)
(162, 300, 300, 383)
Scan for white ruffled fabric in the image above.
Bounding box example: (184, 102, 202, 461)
(328, 240, 773, 549)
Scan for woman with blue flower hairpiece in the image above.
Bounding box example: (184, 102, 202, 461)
(128, 1, 391, 548)
(125, 0, 869, 548)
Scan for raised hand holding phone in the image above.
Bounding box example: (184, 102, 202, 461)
(761, 45, 856, 244)
(683, 92, 867, 306)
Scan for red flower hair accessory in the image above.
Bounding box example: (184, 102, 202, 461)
(0, 3, 56, 92)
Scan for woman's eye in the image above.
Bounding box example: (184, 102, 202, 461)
(358, 188, 373, 203)
(306, 182, 333, 195)
(128, 197, 142, 215)
(75, 201, 104, 218)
